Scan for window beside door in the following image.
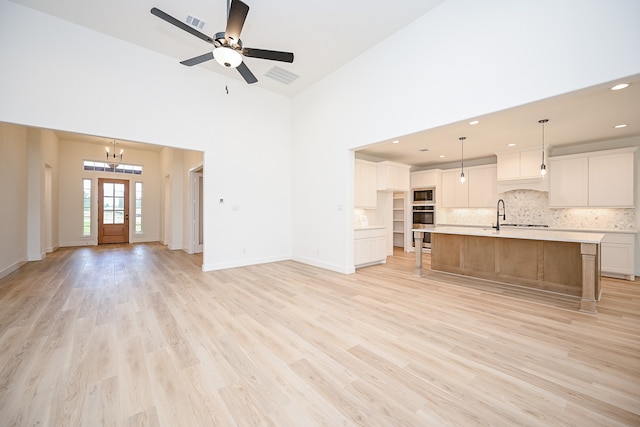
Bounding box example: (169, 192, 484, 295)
(135, 182, 143, 234)
(83, 178, 92, 236)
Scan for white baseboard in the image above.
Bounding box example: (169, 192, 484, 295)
(0, 258, 27, 280)
(27, 251, 46, 261)
(292, 256, 355, 274)
(60, 240, 96, 247)
(202, 254, 290, 272)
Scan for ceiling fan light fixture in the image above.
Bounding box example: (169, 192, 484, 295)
(213, 47, 243, 68)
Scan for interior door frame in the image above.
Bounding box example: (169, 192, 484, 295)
(188, 165, 204, 254)
(98, 178, 130, 244)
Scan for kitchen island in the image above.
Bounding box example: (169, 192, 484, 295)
(413, 227, 604, 313)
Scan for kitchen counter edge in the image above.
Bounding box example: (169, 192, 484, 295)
(421, 226, 604, 244)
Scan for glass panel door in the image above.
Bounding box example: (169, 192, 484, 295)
(98, 179, 129, 244)
(102, 183, 126, 224)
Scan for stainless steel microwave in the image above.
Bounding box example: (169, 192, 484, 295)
(413, 188, 435, 204)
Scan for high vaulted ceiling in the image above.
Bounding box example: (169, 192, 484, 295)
(8, 0, 445, 97)
(7, 0, 640, 166)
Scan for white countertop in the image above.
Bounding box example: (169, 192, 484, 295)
(437, 223, 637, 234)
(413, 226, 605, 244)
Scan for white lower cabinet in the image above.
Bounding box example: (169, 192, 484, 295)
(601, 233, 635, 281)
(354, 227, 387, 268)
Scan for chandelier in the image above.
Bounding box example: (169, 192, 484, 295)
(106, 139, 123, 164)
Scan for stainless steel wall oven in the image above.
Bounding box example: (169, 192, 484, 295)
(412, 205, 435, 249)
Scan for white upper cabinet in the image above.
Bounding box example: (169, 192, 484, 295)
(468, 166, 498, 208)
(441, 169, 469, 208)
(377, 161, 410, 192)
(519, 149, 545, 178)
(588, 150, 635, 207)
(354, 159, 377, 208)
(411, 170, 440, 189)
(442, 165, 496, 208)
(549, 147, 636, 208)
(548, 156, 589, 207)
(497, 148, 544, 181)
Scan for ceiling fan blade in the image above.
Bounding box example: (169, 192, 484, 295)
(237, 61, 258, 84)
(180, 52, 214, 66)
(242, 48, 294, 63)
(151, 7, 213, 44)
(226, 0, 250, 43)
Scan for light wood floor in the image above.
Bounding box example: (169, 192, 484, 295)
(0, 243, 638, 426)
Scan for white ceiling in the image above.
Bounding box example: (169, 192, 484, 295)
(8, 0, 640, 166)
(357, 75, 640, 168)
(8, 0, 445, 97)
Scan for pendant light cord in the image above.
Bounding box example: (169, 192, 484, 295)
(541, 120, 545, 164)
(459, 136, 466, 183)
(538, 119, 549, 177)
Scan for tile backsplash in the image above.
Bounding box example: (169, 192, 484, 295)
(439, 190, 636, 231)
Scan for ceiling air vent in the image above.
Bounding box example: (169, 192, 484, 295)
(185, 15, 206, 30)
(264, 66, 299, 85)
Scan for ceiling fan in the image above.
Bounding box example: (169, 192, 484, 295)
(151, 0, 294, 84)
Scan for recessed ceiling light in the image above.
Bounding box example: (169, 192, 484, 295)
(611, 83, 630, 91)
(469, 120, 480, 125)
(614, 124, 628, 128)
(392, 140, 400, 144)
(507, 143, 516, 147)
(439, 155, 445, 158)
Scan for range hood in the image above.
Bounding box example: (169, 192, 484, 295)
(496, 148, 549, 193)
(497, 176, 549, 193)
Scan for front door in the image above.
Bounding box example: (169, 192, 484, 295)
(98, 178, 129, 244)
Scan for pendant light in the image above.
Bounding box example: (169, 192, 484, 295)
(538, 119, 548, 177)
(459, 136, 466, 183)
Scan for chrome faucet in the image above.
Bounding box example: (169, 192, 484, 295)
(495, 199, 506, 231)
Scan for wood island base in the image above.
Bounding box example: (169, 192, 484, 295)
(415, 231, 602, 314)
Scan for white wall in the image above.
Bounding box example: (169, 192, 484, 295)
(181, 150, 204, 252)
(0, 1, 293, 271)
(25, 127, 59, 260)
(40, 129, 60, 252)
(0, 123, 28, 278)
(292, 0, 640, 273)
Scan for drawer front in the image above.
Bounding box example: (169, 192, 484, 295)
(601, 233, 635, 245)
(355, 228, 386, 239)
